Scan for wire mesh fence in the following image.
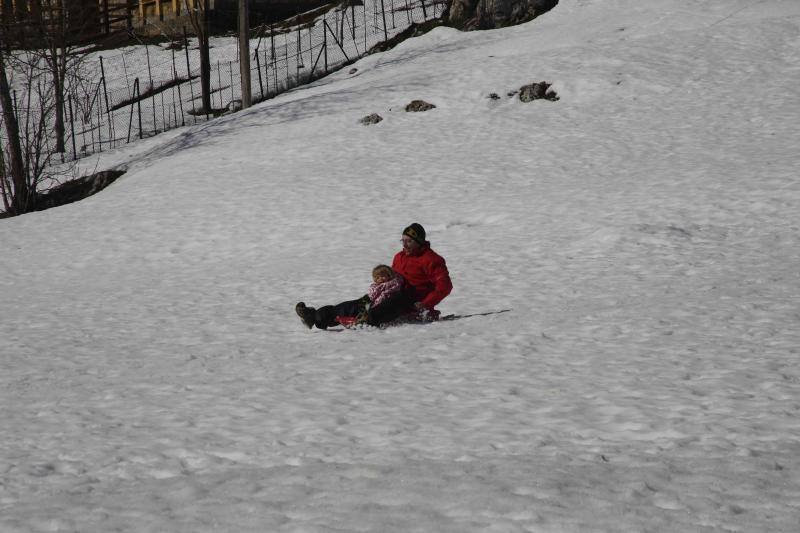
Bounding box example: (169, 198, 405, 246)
(2, 0, 445, 166)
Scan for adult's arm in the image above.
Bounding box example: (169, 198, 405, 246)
(419, 256, 452, 309)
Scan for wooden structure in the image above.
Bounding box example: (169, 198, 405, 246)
(1, 0, 133, 44)
(1, 0, 332, 43)
(134, 0, 331, 33)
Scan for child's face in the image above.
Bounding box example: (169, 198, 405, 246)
(374, 271, 392, 283)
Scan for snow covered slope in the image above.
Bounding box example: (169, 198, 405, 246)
(2, 0, 800, 531)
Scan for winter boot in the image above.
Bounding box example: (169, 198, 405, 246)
(295, 302, 317, 329)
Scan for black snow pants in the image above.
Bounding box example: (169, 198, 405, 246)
(313, 288, 415, 329)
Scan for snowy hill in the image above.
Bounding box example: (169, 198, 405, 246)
(2, 0, 800, 531)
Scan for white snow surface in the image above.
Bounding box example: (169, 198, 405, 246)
(2, 0, 800, 531)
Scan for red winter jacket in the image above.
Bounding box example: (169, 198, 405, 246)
(392, 241, 453, 310)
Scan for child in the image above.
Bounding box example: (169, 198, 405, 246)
(368, 264, 405, 308)
(335, 265, 406, 327)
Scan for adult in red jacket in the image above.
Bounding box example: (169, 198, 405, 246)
(296, 223, 453, 329)
(392, 223, 453, 315)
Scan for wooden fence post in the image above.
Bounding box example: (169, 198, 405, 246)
(103, 0, 110, 34)
(68, 92, 77, 159)
(380, 0, 388, 41)
(137, 79, 143, 139)
(183, 27, 197, 122)
(238, 0, 251, 108)
(128, 78, 136, 142)
(255, 50, 264, 98)
(100, 56, 114, 146)
(96, 95, 103, 152)
(217, 61, 223, 109)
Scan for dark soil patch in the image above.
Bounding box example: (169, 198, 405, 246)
(35, 170, 125, 213)
(368, 18, 445, 54)
(519, 81, 559, 102)
(360, 113, 384, 125)
(406, 100, 436, 112)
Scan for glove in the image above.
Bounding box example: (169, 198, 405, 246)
(414, 302, 433, 321)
